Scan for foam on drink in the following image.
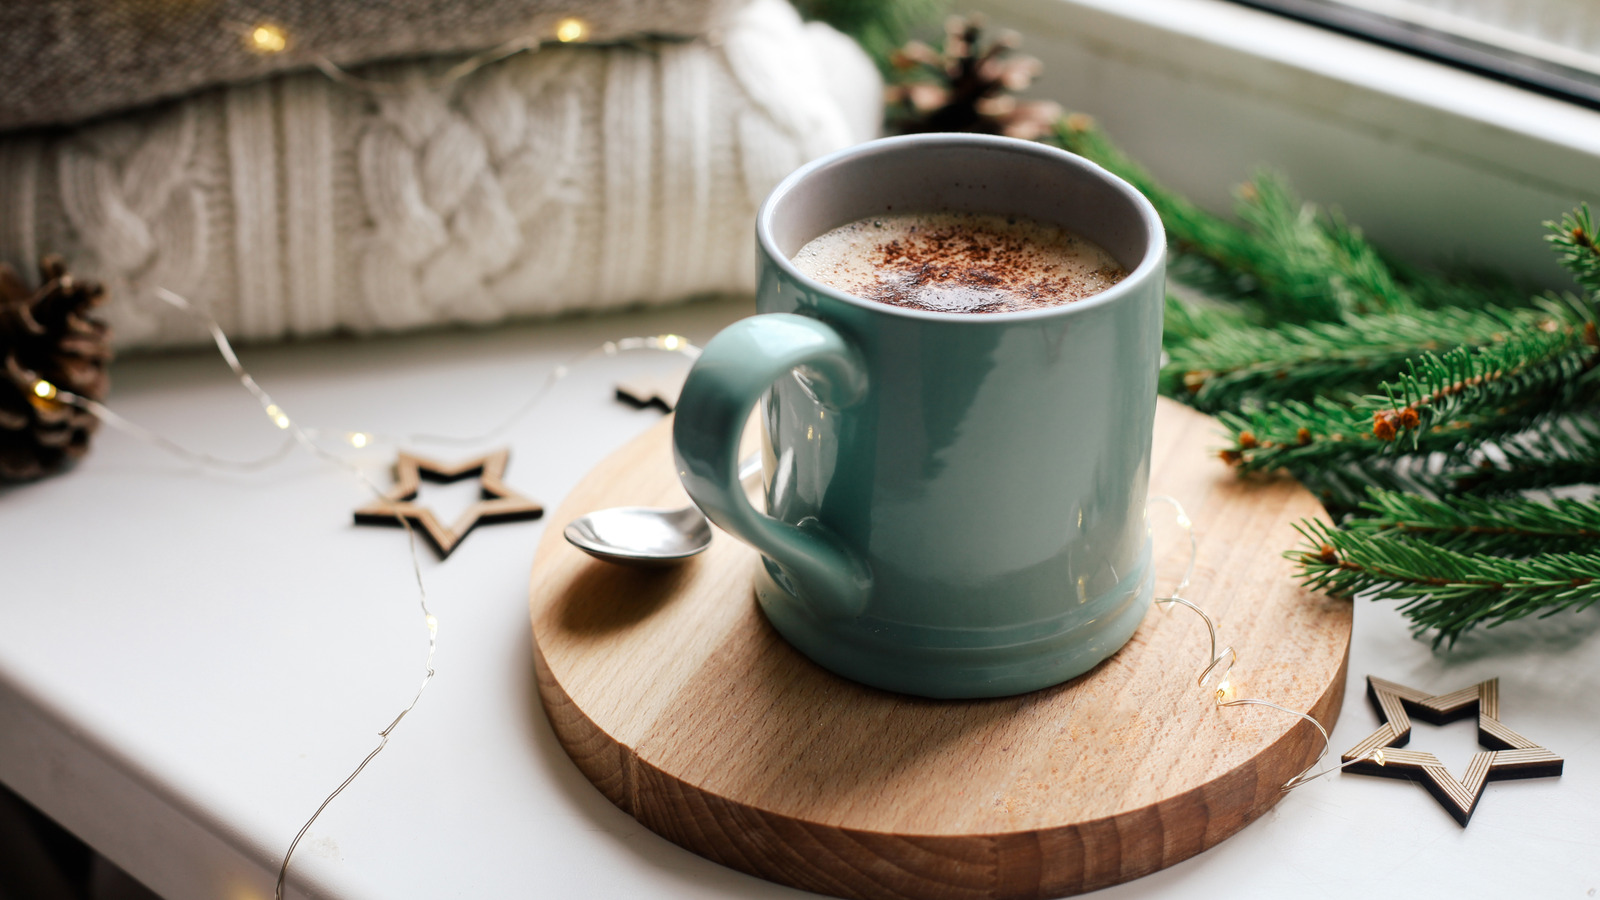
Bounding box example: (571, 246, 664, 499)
(791, 212, 1126, 314)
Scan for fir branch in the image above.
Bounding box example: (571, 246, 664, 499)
(1162, 292, 1255, 349)
(1289, 520, 1600, 645)
(1049, 118, 1260, 277)
(1546, 205, 1600, 297)
(1378, 322, 1597, 446)
(1165, 252, 1267, 308)
(1168, 304, 1556, 411)
(1219, 396, 1380, 470)
(1220, 316, 1597, 472)
(1347, 487, 1600, 556)
(1233, 175, 1412, 320)
(1221, 384, 1577, 479)
(1054, 119, 1422, 323)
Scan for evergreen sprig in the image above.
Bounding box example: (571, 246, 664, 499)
(1050, 118, 1514, 324)
(874, 15, 1600, 645)
(1049, 119, 1259, 282)
(1044, 113, 1600, 646)
(1546, 204, 1600, 296)
(1219, 312, 1595, 469)
(1232, 175, 1411, 321)
(1377, 321, 1597, 446)
(1291, 520, 1600, 645)
(1162, 292, 1255, 347)
(1347, 487, 1600, 555)
(1169, 305, 1559, 411)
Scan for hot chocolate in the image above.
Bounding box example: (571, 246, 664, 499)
(791, 211, 1127, 314)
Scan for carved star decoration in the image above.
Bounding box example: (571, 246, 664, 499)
(615, 368, 688, 412)
(353, 448, 542, 559)
(1342, 676, 1563, 825)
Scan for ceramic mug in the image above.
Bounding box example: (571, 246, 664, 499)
(672, 133, 1166, 699)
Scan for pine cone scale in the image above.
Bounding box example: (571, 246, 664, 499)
(888, 16, 1061, 142)
(0, 256, 112, 481)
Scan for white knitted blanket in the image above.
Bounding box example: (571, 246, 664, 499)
(0, 0, 879, 349)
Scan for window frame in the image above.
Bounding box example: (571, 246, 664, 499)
(974, 0, 1600, 286)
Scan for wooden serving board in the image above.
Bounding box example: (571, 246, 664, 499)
(530, 398, 1352, 899)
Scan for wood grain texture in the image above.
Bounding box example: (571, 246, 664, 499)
(529, 398, 1353, 899)
(1341, 677, 1563, 826)
(353, 448, 542, 558)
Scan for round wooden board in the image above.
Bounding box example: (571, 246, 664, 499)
(530, 398, 1351, 900)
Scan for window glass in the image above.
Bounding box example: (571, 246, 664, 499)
(1231, 0, 1600, 107)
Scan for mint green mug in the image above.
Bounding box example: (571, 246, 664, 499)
(673, 134, 1165, 699)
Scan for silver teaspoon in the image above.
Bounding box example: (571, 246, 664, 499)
(563, 455, 761, 566)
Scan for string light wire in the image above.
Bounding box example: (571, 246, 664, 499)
(16, 2, 1381, 885)
(26, 281, 1377, 886)
(313, 37, 541, 95)
(29, 286, 697, 898)
(1148, 495, 1382, 790)
(227, 12, 577, 92)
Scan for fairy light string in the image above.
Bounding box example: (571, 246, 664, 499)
(237, 13, 596, 96)
(0, 4, 1374, 891)
(25, 285, 697, 899)
(22, 285, 1370, 888)
(1148, 495, 1383, 790)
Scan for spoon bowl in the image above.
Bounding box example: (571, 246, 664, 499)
(563, 454, 760, 566)
(563, 505, 714, 566)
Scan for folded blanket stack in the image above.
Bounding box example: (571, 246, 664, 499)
(0, 0, 879, 348)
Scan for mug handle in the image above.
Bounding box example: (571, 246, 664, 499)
(673, 314, 872, 619)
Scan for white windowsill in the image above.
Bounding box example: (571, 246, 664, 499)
(974, 0, 1600, 285)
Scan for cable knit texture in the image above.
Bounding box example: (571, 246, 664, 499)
(0, 0, 878, 349)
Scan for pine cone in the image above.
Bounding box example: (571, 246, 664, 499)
(0, 256, 111, 481)
(886, 16, 1062, 140)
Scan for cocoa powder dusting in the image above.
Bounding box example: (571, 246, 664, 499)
(791, 212, 1127, 314)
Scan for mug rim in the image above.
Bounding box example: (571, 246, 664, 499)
(756, 132, 1166, 324)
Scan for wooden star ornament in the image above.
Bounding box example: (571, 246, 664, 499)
(615, 367, 689, 412)
(353, 448, 542, 559)
(1342, 676, 1562, 825)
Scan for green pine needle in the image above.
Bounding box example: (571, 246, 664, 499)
(1231, 174, 1411, 320)
(1221, 324, 1597, 472)
(1051, 115, 1600, 645)
(1167, 305, 1560, 411)
(1347, 487, 1600, 555)
(1290, 520, 1600, 645)
(1052, 120, 1517, 324)
(1049, 120, 1260, 281)
(1379, 321, 1597, 447)
(1546, 204, 1600, 297)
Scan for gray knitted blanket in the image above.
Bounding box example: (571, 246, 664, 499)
(0, 0, 743, 131)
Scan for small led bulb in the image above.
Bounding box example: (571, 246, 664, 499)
(1214, 677, 1234, 701)
(32, 380, 57, 400)
(248, 23, 289, 54)
(554, 17, 589, 43)
(348, 432, 370, 448)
